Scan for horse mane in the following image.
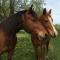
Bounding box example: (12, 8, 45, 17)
(15, 10, 27, 15)
(0, 10, 27, 23)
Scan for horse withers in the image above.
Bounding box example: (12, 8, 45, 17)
(0, 5, 48, 60)
(31, 8, 58, 60)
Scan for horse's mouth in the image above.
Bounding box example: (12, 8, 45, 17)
(47, 29, 58, 38)
(38, 34, 50, 41)
(38, 36, 45, 40)
(50, 34, 57, 38)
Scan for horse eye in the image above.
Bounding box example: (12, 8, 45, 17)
(45, 20, 48, 22)
(32, 19, 36, 21)
(52, 19, 53, 22)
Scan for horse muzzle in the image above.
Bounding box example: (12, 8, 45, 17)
(38, 32, 48, 40)
(50, 32, 58, 38)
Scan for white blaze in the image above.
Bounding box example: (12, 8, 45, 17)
(38, 31, 45, 40)
(48, 17, 58, 36)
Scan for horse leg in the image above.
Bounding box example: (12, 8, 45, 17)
(0, 47, 8, 60)
(35, 46, 39, 60)
(40, 45, 45, 60)
(46, 41, 49, 60)
(8, 49, 14, 60)
(0, 54, 1, 60)
(0, 51, 2, 60)
(36, 47, 39, 60)
(7, 36, 17, 60)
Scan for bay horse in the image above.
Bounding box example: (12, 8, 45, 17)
(0, 5, 49, 60)
(31, 8, 58, 60)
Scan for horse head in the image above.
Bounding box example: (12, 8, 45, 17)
(39, 8, 58, 38)
(22, 6, 49, 40)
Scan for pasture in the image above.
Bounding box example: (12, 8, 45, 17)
(1, 25, 60, 60)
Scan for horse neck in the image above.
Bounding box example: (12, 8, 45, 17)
(12, 13, 24, 31)
(1, 13, 24, 33)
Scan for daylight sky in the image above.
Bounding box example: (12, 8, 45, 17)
(44, 0, 60, 24)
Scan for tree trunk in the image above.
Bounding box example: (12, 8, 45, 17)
(10, 0, 15, 15)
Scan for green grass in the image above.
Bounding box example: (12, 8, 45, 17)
(1, 29, 60, 60)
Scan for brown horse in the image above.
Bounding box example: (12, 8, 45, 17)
(39, 8, 58, 37)
(31, 8, 58, 60)
(0, 5, 48, 60)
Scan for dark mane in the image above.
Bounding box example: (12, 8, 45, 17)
(0, 10, 27, 23)
(16, 10, 27, 15)
(0, 10, 27, 35)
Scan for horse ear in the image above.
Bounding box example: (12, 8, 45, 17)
(25, 5, 33, 15)
(43, 8, 46, 15)
(27, 4, 33, 14)
(29, 4, 33, 11)
(49, 9, 52, 14)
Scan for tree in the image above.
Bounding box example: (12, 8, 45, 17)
(15, 0, 30, 12)
(10, 0, 15, 15)
(0, 0, 45, 20)
(15, 0, 44, 16)
(0, 0, 10, 19)
(31, 0, 44, 16)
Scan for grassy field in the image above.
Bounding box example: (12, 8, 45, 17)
(1, 27, 60, 60)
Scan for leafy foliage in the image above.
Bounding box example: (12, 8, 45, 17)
(0, 0, 10, 19)
(0, 0, 44, 20)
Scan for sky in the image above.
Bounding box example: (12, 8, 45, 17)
(44, 0, 60, 24)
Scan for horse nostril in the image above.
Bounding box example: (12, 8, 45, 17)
(38, 36, 44, 40)
(54, 33, 56, 38)
(38, 36, 42, 40)
(45, 34, 48, 39)
(52, 33, 56, 38)
(45, 34, 48, 37)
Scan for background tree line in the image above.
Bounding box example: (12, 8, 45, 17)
(0, 0, 45, 20)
